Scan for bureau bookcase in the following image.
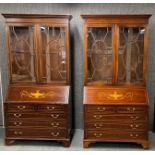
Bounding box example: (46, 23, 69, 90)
(2, 14, 72, 147)
(81, 14, 151, 149)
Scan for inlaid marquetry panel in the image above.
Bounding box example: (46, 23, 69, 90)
(84, 87, 147, 104)
(5, 85, 69, 103)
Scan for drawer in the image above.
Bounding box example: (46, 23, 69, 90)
(85, 122, 147, 131)
(6, 104, 34, 112)
(117, 106, 147, 114)
(85, 105, 115, 114)
(84, 130, 147, 140)
(5, 104, 66, 113)
(6, 128, 67, 139)
(85, 114, 147, 122)
(38, 104, 66, 113)
(6, 113, 66, 121)
(6, 120, 66, 129)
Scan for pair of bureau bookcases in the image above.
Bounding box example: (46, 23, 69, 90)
(2, 13, 151, 149)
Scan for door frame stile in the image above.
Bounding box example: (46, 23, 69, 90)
(84, 24, 88, 85)
(143, 24, 148, 86)
(5, 25, 13, 83)
(34, 24, 40, 83)
(114, 24, 119, 84)
(66, 24, 70, 85)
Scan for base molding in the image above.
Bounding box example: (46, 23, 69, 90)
(5, 135, 73, 147)
(83, 139, 150, 149)
(138, 141, 150, 149)
(5, 139, 15, 145)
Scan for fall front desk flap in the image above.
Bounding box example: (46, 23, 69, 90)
(5, 85, 70, 104)
(84, 87, 148, 105)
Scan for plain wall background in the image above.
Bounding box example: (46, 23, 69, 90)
(0, 3, 155, 129)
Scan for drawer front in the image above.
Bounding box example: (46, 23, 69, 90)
(85, 131, 147, 140)
(6, 120, 66, 129)
(38, 104, 65, 113)
(85, 122, 147, 131)
(5, 104, 66, 113)
(85, 106, 115, 114)
(6, 128, 67, 139)
(117, 106, 146, 114)
(85, 105, 147, 114)
(6, 104, 34, 112)
(85, 114, 147, 122)
(6, 113, 66, 121)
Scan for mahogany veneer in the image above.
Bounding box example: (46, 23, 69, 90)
(2, 14, 72, 147)
(81, 14, 151, 149)
(83, 87, 149, 149)
(4, 85, 72, 147)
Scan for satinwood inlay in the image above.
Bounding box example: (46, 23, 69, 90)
(20, 90, 55, 99)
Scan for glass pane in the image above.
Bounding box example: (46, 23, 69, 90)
(118, 27, 145, 84)
(87, 27, 112, 84)
(9, 26, 36, 82)
(40, 27, 66, 83)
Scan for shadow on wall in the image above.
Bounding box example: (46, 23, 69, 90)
(70, 30, 75, 129)
(71, 25, 84, 129)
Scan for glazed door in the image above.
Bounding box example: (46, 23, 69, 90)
(117, 26, 147, 85)
(38, 26, 68, 84)
(8, 25, 37, 83)
(85, 25, 115, 85)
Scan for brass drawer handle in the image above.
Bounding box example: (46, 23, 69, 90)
(13, 113, 22, 118)
(51, 114, 59, 118)
(130, 133, 139, 138)
(93, 115, 103, 119)
(94, 133, 103, 137)
(127, 107, 136, 112)
(47, 106, 55, 110)
(17, 106, 26, 110)
(14, 122, 22, 126)
(130, 124, 139, 129)
(51, 132, 59, 136)
(97, 107, 106, 111)
(51, 123, 60, 127)
(14, 131, 23, 135)
(94, 123, 103, 128)
(130, 116, 139, 120)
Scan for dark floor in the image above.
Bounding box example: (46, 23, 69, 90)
(0, 128, 155, 151)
